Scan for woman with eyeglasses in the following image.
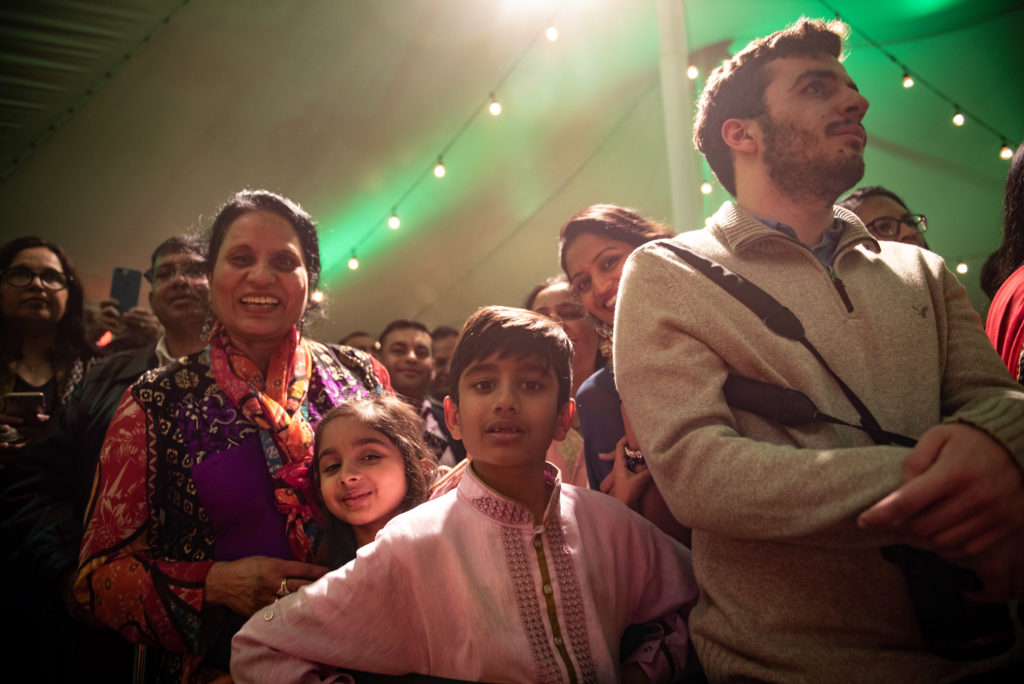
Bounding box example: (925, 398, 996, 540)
(522, 274, 604, 487)
(0, 237, 96, 454)
(559, 205, 690, 544)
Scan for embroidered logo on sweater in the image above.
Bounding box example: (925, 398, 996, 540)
(912, 304, 928, 319)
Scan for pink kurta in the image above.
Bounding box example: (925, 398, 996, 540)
(232, 464, 697, 683)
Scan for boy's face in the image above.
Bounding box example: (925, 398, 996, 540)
(444, 352, 572, 470)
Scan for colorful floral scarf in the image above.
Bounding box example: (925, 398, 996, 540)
(208, 322, 316, 561)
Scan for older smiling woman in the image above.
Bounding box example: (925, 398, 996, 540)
(74, 190, 389, 679)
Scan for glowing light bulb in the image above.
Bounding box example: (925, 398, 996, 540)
(901, 73, 914, 88)
(1000, 144, 1014, 160)
(700, 181, 712, 195)
(310, 290, 324, 304)
(348, 255, 359, 270)
(488, 97, 502, 117)
(388, 211, 400, 230)
(952, 111, 965, 127)
(434, 158, 446, 178)
(686, 65, 699, 80)
(546, 26, 558, 42)
(956, 261, 968, 274)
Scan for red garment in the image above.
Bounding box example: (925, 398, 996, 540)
(986, 263, 1024, 381)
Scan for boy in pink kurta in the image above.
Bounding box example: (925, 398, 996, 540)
(232, 306, 697, 683)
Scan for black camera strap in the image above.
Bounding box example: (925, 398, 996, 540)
(657, 240, 915, 447)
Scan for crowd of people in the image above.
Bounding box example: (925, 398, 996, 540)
(1, 16, 1023, 684)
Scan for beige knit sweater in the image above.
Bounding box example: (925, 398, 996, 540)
(615, 201, 1024, 682)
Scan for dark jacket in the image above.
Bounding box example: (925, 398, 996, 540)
(2, 342, 158, 584)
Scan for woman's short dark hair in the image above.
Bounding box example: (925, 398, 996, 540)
(0, 236, 91, 358)
(558, 204, 674, 274)
(207, 189, 322, 323)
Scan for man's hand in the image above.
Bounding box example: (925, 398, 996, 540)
(858, 424, 1024, 557)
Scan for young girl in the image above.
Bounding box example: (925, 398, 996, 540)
(310, 394, 437, 569)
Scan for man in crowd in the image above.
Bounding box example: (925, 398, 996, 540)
(378, 319, 464, 465)
(0, 234, 210, 681)
(839, 185, 930, 249)
(615, 18, 1024, 681)
(428, 324, 459, 404)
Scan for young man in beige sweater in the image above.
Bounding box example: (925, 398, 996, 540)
(615, 17, 1024, 682)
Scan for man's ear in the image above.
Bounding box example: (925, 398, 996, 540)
(552, 398, 575, 442)
(721, 118, 759, 154)
(443, 395, 462, 440)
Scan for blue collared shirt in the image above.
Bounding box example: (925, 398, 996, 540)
(755, 216, 846, 268)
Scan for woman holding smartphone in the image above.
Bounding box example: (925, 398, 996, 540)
(0, 236, 96, 455)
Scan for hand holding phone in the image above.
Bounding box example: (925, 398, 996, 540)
(3, 391, 46, 426)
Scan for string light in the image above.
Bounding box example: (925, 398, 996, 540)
(348, 253, 359, 270)
(815, 0, 1013, 166)
(488, 93, 502, 116)
(955, 260, 969, 275)
(686, 65, 699, 80)
(388, 209, 400, 229)
(546, 26, 558, 42)
(700, 181, 712, 195)
(433, 157, 446, 178)
(310, 289, 325, 304)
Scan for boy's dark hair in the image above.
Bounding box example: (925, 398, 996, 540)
(693, 17, 846, 196)
(448, 306, 572, 407)
(379, 319, 430, 347)
(837, 185, 911, 215)
(310, 394, 437, 567)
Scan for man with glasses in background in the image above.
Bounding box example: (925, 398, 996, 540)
(839, 185, 930, 249)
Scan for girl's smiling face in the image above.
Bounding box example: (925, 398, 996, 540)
(316, 416, 409, 547)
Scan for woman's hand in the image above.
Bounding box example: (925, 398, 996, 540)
(599, 436, 653, 509)
(0, 412, 48, 458)
(204, 556, 329, 617)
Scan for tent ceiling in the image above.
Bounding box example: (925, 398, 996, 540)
(1, 0, 1022, 342)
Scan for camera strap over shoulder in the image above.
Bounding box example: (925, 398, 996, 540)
(656, 239, 915, 447)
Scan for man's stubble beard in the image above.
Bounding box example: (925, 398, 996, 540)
(760, 114, 865, 205)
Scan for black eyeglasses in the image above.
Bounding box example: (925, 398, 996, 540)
(864, 214, 927, 239)
(144, 259, 208, 284)
(1, 265, 69, 290)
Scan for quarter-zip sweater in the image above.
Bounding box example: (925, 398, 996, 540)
(614, 201, 1024, 682)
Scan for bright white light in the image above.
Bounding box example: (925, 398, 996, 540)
(310, 290, 324, 304)
(546, 26, 558, 42)
(348, 256, 359, 270)
(489, 100, 502, 116)
(434, 161, 446, 178)
(700, 181, 712, 195)
(902, 73, 914, 88)
(388, 214, 400, 230)
(686, 65, 699, 80)
(956, 261, 968, 274)
(952, 112, 965, 127)
(1001, 145, 1014, 160)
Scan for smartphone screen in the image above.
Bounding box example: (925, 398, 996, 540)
(3, 392, 46, 423)
(110, 267, 142, 314)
